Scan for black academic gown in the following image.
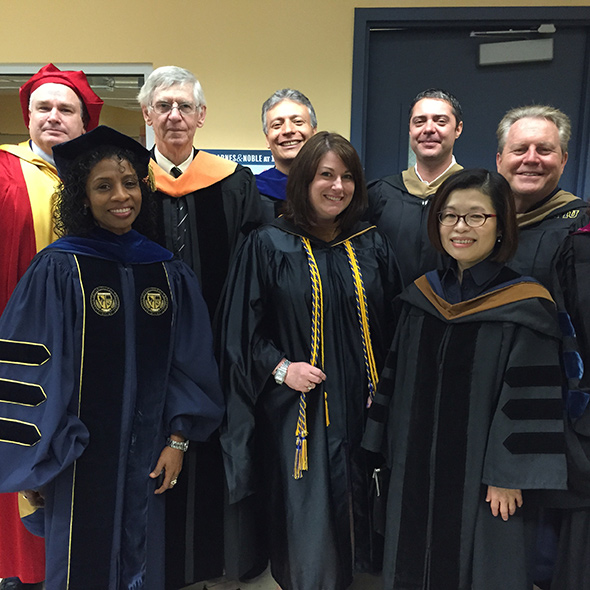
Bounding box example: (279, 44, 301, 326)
(549, 227, 590, 590)
(0, 228, 224, 590)
(220, 218, 402, 590)
(507, 189, 588, 586)
(150, 150, 262, 586)
(151, 150, 261, 319)
(509, 189, 588, 289)
(365, 164, 462, 287)
(363, 266, 567, 590)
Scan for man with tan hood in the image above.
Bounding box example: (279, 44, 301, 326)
(366, 88, 463, 286)
(496, 104, 588, 288)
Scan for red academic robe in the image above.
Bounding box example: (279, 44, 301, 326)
(0, 141, 59, 583)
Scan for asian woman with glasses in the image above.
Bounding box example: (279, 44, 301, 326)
(363, 168, 567, 590)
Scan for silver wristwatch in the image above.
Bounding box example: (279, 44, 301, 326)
(166, 437, 189, 452)
(274, 359, 291, 385)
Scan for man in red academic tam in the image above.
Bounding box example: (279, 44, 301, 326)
(0, 63, 102, 590)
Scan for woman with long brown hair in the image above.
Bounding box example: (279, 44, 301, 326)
(220, 132, 402, 590)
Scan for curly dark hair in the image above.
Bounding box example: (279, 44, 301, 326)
(53, 145, 158, 239)
(283, 131, 367, 234)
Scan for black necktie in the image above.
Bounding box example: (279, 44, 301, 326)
(170, 167, 188, 256)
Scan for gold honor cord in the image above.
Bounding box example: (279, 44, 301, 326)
(295, 238, 379, 479)
(296, 238, 327, 479)
(344, 241, 379, 406)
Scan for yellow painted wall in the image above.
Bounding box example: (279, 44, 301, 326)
(1, 1, 588, 149)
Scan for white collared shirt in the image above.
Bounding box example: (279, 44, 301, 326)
(415, 155, 457, 186)
(30, 140, 55, 167)
(154, 146, 194, 176)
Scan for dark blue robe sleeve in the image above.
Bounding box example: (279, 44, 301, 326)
(164, 260, 224, 441)
(0, 253, 89, 492)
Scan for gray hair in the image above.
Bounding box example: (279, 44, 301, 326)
(261, 89, 317, 134)
(497, 105, 571, 154)
(409, 88, 463, 126)
(137, 66, 206, 112)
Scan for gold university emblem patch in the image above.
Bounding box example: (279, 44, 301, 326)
(90, 287, 120, 316)
(141, 288, 169, 316)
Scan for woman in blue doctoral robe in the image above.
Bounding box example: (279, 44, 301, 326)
(0, 127, 224, 590)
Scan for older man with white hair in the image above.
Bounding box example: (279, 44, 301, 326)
(139, 66, 261, 318)
(138, 66, 260, 590)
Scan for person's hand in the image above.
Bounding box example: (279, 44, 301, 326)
(283, 362, 326, 393)
(149, 446, 184, 494)
(20, 489, 45, 508)
(486, 485, 523, 521)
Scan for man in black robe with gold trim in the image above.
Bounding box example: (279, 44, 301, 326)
(496, 105, 589, 588)
(138, 66, 261, 589)
(366, 88, 464, 286)
(496, 105, 588, 289)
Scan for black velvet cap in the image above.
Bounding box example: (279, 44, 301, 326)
(52, 125, 151, 180)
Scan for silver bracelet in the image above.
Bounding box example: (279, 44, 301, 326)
(274, 359, 291, 385)
(166, 437, 189, 452)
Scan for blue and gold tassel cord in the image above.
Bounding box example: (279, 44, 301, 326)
(294, 237, 378, 479)
(296, 237, 325, 478)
